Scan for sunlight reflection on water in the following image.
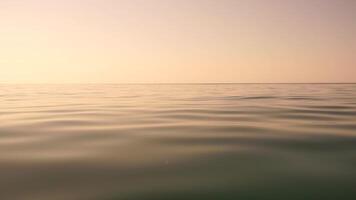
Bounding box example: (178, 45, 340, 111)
(0, 84, 356, 200)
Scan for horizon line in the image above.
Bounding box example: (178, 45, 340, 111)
(1, 82, 356, 85)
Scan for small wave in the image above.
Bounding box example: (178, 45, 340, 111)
(1, 84, 356, 200)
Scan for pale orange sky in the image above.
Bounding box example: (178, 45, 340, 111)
(1, 0, 355, 83)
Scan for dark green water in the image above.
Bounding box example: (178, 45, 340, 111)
(0, 84, 356, 200)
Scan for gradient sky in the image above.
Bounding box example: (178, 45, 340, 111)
(1, 0, 355, 83)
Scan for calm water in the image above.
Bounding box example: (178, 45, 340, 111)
(1, 84, 356, 200)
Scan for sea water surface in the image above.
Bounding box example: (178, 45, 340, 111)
(0, 84, 356, 200)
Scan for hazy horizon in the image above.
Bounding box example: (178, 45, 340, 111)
(1, 0, 356, 83)
(1, 2, 356, 198)
(1, 80, 356, 85)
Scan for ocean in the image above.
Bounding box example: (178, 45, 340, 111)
(1, 84, 356, 200)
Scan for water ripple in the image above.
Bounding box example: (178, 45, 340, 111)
(0, 84, 356, 200)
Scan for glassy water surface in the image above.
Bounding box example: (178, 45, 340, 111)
(0, 84, 356, 200)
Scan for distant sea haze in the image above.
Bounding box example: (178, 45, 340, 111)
(1, 84, 356, 200)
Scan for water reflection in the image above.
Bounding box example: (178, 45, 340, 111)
(0, 84, 356, 200)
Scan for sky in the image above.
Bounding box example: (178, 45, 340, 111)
(1, 0, 355, 83)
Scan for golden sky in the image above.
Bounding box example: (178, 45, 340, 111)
(1, 0, 355, 83)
